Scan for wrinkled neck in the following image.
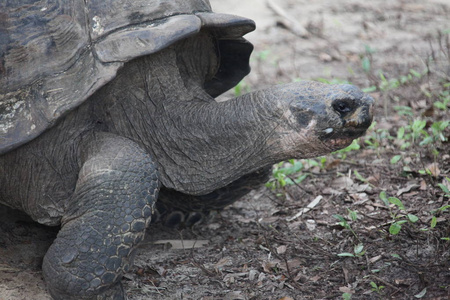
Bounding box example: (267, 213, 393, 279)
(96, 44, 289, 195)
(143, 81, 286, 195)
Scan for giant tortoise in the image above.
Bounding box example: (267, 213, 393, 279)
(0, 0, 374, 299)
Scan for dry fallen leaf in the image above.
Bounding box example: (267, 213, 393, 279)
(396, 183, 420, 196)
(214, 257, 233, 270)
(248, 269, 258, 281)
(326, 159, 341, 169)
(426, 162, 441, 177)
(277, 245, 287, 254)
(420, 180, 427, 190)
(223, 291, 246, 300)
(331, 177, 354, 190)
(278, 259, 302, 271)
(369, 255, 382, 263)
(339, 286, 355, 294)
(262, 260, 280, 273)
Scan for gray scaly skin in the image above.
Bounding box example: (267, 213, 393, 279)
(0, 33, 373, 299)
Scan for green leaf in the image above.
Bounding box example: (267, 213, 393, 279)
(409, 69, 422, 78)
(379, 191, 389, 206)
(294, 173, 309, 184)
(434, 101, 447, 110)
(342, 292, 352, 300)
(389, 222, 402, 235)
(335, 139, 360, 153)
(362, 86, 377, 93)
(333, 214, 350, 229)
(354, 243, 364, 255)
(438, 205, 450, 212)
(420, 136, 433, 146)
(390, 155, 402, 164)
(412, 119, 426, 131)
(438, 183, 450, 195)
(362, 57, 371, 72)
(391, 253, 401, 259)
(394, 105, 414, 116)
(414, 288, 427, 298)
(407, 214, 419, 223)
(338, 252, 355, 257)
(333, 214, 346, 222)
(431, 216, 437, 228)
(348, 209, 358, 221)
(354, 170, 367, 182)
(388, 197, 405, 210)
(397, 127, 405, 139)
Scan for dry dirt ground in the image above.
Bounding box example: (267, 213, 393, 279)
(1, 0, 450, 299)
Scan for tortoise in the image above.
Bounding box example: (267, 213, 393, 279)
(0, 0, 374, 299)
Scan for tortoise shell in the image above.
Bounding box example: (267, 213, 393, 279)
(0, 0, 255, 154)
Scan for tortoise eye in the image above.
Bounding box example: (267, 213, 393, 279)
(332, 99, 355, 116)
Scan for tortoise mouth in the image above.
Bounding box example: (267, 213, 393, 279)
(321, 127, 368, 151)
(328, 137, 355, 150)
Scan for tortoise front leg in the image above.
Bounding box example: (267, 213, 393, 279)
(42, 133, 159, 299)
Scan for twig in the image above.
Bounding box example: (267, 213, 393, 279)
(256, 220, 303, 290)
(286, 195, 323, 221)
(286, 174, 314, 194)
(369, 275, 403, 294)
(266, 0, 309, 38)
(190, 248, 216, 277)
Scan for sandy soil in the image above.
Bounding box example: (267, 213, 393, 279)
(1, 0, 449, 299)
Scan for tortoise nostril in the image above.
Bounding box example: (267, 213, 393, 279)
(333, 99, 354, 116)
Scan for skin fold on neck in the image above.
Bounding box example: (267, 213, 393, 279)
(94, 34, 291, 195)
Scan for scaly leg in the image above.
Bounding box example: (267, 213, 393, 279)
(42, 133, 159, 299)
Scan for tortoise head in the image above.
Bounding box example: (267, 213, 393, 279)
(261, 81, 374, 158)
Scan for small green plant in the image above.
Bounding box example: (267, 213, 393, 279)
(379, 71, 401, 91)
(353, 170, 369, 184)
(265, 159, 308, 190)
(371, 262, 393, 274)
(390, 154, 402, 164)
(392, 118, 448, 153)
(338, 243, 365, 258)
(421, 120, 450, 145)
(379, 191, 419, 235)
(333, 209, 361, 241)
(370, 281, 385, 294)
(342, 292, 352, 300)
(410, 119, 427, 143)
(429, 198, 450, 237)
(394, 105, 414, 117)
(361, 44, 376, 73)
(363, 124, 392, 151)
(333, 139, 361, 159)
(437, 178, 450, 198)
(434, 89, 450, 111)
(378, 69, 426, 92)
